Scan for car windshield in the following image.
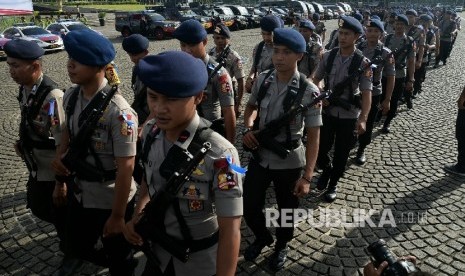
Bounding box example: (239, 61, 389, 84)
(67, 24, 88, 31)
(237, 7, 249, 15)
(180, 10, 198, 16)
(148, 13, 166, 21)
(220, 7, 235, 16)
(22, 27, 49, 36)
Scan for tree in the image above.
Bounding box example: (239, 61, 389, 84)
(57, 0, 62, 12)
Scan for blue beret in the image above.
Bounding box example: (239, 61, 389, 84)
(299, 19, 315, 30)
(390, 12, 397, 18)
(366, 19, 384, 32)
(353, 13, 363, 22)
(427, 12, 435, 19)
(260, 15, 281, 32)
(4, 39, 44, 60)
(138, 51, 207, 98)
(419, 14, 432, 21)
(122, 34, 149, 54)
(395, 14, 409, 25)
(406, 9, 418, 16)
(213, 23, 231, 38)
(312, 13, 320, 21)
(273, 28, 306, 53)
(64, 29, 115, 66)
(173, 19, 207, 44)
(338, 16, 364, 34)
(371, 15, 380, 20)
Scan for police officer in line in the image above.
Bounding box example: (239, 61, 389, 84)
(406, 9, 426, 107)
(5, 39, 67, 245)
(355, 19, 395, 165)
(242, 28, 322, 271)
(298, 19, 323, 78)
(245, 15, 282, 93)
(414, 14, 436, 97)
(435, 10, 457, 67)
(312, 13, 326, 43)
(208, 24, 246, 118)
(52, 29, 138, 275)
(384, 12, 397, 35)
(124, 51, 243, 276)
(381, 14, 416, 133)
(173, 19, 236, 144)
(313, 16, 373, 202)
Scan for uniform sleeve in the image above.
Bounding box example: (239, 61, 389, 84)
(247, 73, 264, 106)
(214, 69, 234, 107)
(359, 59, 373, 93)
(211, 146, 243, 217)
(303, 83, 323, 128)
(408, 41, 416, 58)
(48, 88, 65, 146)
(417, 30, 426, 46)
(314, 52, 328, 81)
(250, 44, 258, 73)
(382, 48, 396, 77)
(231, 51, 246, 79)
(110, 103, 138, 157)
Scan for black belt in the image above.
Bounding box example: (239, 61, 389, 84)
(189, 231, 219, 253)
(30, 139, 56, 150)
(279, 139, 302, 151)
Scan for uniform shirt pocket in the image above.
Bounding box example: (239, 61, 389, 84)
(91, 128, 109, 152)
(176, 180, 212, 215)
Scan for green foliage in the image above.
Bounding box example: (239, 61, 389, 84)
(98, 11, 107, 18)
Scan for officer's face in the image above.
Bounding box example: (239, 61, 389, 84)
(146, 89, 201, 131)
(272, 45, 303, 72)
(127, 50, 148, 65)
(261, 30, 273, 44)
(212, 34, 229, 49)
(6, 57, 36, 85)
(394, 21, 407, 33)
(366, 27, 382, 42)
(338, 28, 360, 48)
(407, 15, 416, 25)
(180, 40, 207, 59)
(67, 58, 101, 85)
(298, 27, 313, 42)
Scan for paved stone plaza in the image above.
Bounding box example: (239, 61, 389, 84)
(1, 14, 465, 275)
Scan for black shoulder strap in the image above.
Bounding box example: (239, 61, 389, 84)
(348, 49, 365, 76)
(385, 33, 393, 48)
(283, 73, 308, 144)
(254, 41, 266, 73)
(374, 43, 383, 59)
(256, 69, 275, 107)
(325, 47, 339, 76)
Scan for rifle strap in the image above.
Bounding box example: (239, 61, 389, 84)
(283, 73, 307, 144)
(252, 69, 274, 131)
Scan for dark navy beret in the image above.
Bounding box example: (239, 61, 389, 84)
(366, 19, 384, 32)
(312, 13, 320, 21)
(427, 12, 435, 19)
(138, 51, 207, 98)
(4, 39, 44, 60)
(213, 23, 231, 38)
(260, 15, 281, 32)
(419, 14, 433, 21)
(406, 9, 418, 16)
(395, 14, 409, 25)
(338, 16, 364, 34)
(363, 10, 371, 15)
(273, 28, 306, 53)
(122, 34, 149, 54)
(353, 13, 363, 22)
(173, 19, 207, 44)
(64, 29, 115, 66)
(371, 15, 380, 20)
(299, 19, 315, 30)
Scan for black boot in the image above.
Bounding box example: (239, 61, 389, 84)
(324, 180, 338, 203)
(244, 235, 274, 261)
(356, 147, 366, 165)
(317, 167, 332, 190)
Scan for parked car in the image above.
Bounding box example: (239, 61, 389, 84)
(456, 6, 463, 12)
(0, 35, 10, 59)
(148, 6, 213, 31)
(214, 6, 248, 30)
(2, 23, 63, 51)
(115, 11, 180, 39)
(46, 20, 104, 37)
(225, 5, 261, 28)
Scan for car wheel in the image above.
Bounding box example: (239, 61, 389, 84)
(154, 28, 164, 40)
(121, 27, 131, 37)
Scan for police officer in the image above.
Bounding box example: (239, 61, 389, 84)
(406, 9, 426, 107)
(5, 39, 66, 240)
(124, 51, 243, 275)
(382, 14, 415, 133)
(208, 24, 246, 118)
(173, 19, 236, 144)
(245, 15, 282, 93)
(52, 29, 138, 275)
(444, 86, 465, 177)
(355, 19, 395, 165)
(312, 13, 326, 43)
(313, 16, 372, 202)
(435, 10, 457, 67)
(242, 28, 322, 271)
(298, 19, 323, 78)
(384, 12, 397, 35)
(414, 14, 436, 97)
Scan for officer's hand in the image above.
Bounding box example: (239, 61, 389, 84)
(322, 99, 330, 107)
(51, 156, 70, 176)
(415, 61, 422, 70)
(380, 99, 391, 115)
(363, 261, 388, 276)
(242, 130, 259, 150)
(52, 182, 67, 207)
(357, 120, 367, 135)
(405, 81, 413, 92)
(458, 97, 465, 109)
(245, 77, 254, 93)
(294, 178, 311, 197)
(103, 214, 126, 238)
(123, 216, 143, 246)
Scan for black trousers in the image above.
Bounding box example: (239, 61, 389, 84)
(243, 159, 301, 245)
(413, 62, 427, 94)
(317, 114, 357, 182)
(456, 109, 465, 171)
(358, 94, 381, 149)
(437, 40, 453, 64)
(62, 195, 135, 275)
(382, 77, 405, 127)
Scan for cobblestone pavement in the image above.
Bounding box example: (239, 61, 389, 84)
(1, 14, 465, 276)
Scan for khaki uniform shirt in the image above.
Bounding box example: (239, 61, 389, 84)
(358, 41, 396, 96)
(20, 74, 65, 181)
(142, 114, 243, 275)
(314, 49, 373, 119)
(298, 40, 322, 77)
(208, 46, 246, 81)
(251, 42, 274, 74)
(248, 69, 322, 169)
(200, 55, 234, 121)
(64, 79, 138, 209)
(384, 34, 416, 78)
